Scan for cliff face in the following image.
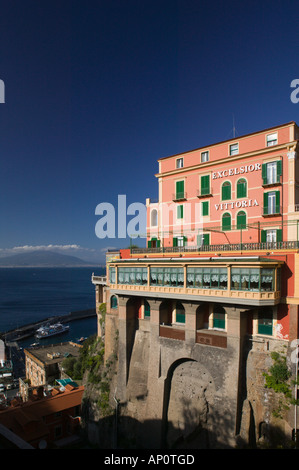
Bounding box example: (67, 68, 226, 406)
(82, 307, 296, 449)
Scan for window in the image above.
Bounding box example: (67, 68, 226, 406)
(151, 209, 158, 226)
(118, 267, 148, 285)
(258, 309, 273, 335)
(222, 181, 231, 200)
(266, 133, 277, 147)
(236, 210, 246, 229)
(176, 236, 185, 247)
(197, 233, 210, 247)
(110, 295, 118, 309)
(176, 158, 184, 168)
(231, 268, 275, 292)
(201, 151, 209, 162)
(229, 143, 239, 155)
(150, 267, 184, 287)
(262, 161, 282, 185)
(175, 180, 185, 199)
(144, 300, 150, 318)
(173, 236, 187, 247)
(201, 201, 209, 216)
(109, 267, 116, 284)
(177, 204, 184, 219)
(263, 191, 280, 215)
(175, 302, 185, 324)
(213, 306, 226, 330)
(200, 175, 210, 195)
(236, 178, 247, 198)
(186, 267, 227, 289)
(261, 229, 282, 243)
(222, 212, 231, 231)
(148, 237, 160, 248)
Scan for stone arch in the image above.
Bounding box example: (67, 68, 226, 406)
(162, 358, 215, 448)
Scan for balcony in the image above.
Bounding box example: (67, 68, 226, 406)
(91, 275, 107, 285)
(262, 206, 282, 217)
(172, 192, 187, 202)
(197, 188, 213, 198)
(262, 176, 282, 188)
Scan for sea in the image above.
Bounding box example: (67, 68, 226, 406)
(0, 267, 105, 348)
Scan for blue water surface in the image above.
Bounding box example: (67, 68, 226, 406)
(0, 267, 104, 342)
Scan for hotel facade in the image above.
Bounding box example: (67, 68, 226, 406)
(93, 121, 299, 448)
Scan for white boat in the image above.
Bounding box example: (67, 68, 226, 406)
(35, 322, 69, 339)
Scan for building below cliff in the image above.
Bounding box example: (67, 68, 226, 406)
(92, 121, 299, 449)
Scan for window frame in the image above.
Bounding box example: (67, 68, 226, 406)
(222, 181, 232, 201)
(266, 133, 278, 147)
(229, 143, 239, 156)
(201, 151, 209, 163)
(236, 178, 247, 198)
(176, 157, 184, 169)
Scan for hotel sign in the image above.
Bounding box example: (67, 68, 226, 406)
(212, 162, 261, 179)
(212, 162, 261, 211)
(215, 199, 259, 211)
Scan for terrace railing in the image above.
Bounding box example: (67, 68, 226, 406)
(131, 240, 299, 255)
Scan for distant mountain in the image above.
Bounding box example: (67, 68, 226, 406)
(0, 250, 98, 267)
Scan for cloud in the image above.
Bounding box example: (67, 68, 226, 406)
(0, 244, 96, 257)
(10, 244, 83, 252)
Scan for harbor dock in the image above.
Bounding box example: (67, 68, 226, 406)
(1, 308, 96, 342)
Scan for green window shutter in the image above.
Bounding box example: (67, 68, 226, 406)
(258, 311, 273, 335)
(173, 237, 178, 247)
(203, 233, 210, 246)
(263, 192, 268, 215)
(183, 236, 187, 246)
(157, 239, 161, 247)
(176, 312, 185, 323)
(177, 205, 183, 219)
(275, 191, 280, 213)
(222, 213, 231, 231)
(213, 312, 225, 329)
(222, 182, 231, 200)
(276, 229, 282, 242)
(237, 179, 247, 198)
(262, 163, 267, 184)
(237, 211, 246, 229)
(147, 240, 152, 248)
(201, 175, 210, 195)
(202, 201, 209, 216)
(276, 160, 282, 182)
(144, 300, 150, 318)
(261, 230, 266, 242)
(176, 180, 184, 199)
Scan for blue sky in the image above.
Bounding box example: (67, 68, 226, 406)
(0, 0, 298, 263)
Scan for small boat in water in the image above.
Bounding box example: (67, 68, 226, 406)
(35, 322, 69, 339)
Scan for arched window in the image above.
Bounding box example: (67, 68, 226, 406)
(176, 302, 185, 324)
(237, 178, 247, 198)
(110, 295, 118, 309)
(144, 300, 150, 318)
(236, 210, 246, 229)
(151, 209, 158, 226)
(222, 212, 231, 231)
(222, 181, 231, 200)
(213, 305, 226, 330)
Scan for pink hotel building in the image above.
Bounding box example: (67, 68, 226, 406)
(93, 121, 299, 448)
